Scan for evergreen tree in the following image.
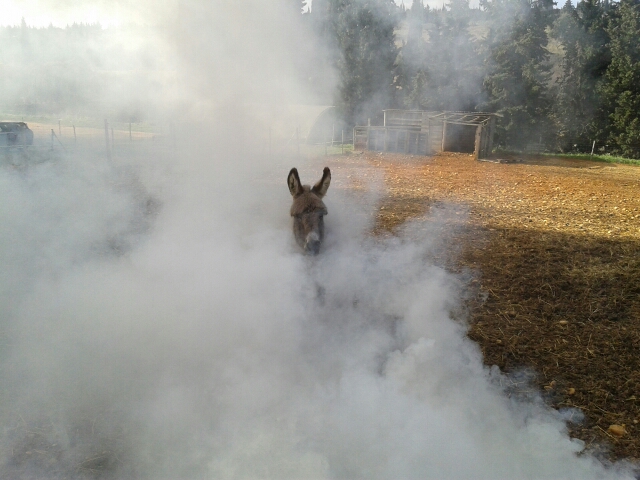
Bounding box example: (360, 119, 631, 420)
(304, 0, 342, 104)
(550, 0, 612, 151)
(315, 0, 400, 127)
(481, 0, 553, 149)
(428, 0, 484, 111)
(550, 1, 605, 150)
(398, 0, 484, 112)
(396, 0, 428, 109)
(598, 0, 640, 157)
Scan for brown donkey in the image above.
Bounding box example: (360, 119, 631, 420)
(287, 167, 331, 255)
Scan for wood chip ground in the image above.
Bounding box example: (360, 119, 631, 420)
(323, 151, 640, 463)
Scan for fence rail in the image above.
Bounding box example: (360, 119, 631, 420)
(1, 120, 360, 167)
(0, 119, 176, 167)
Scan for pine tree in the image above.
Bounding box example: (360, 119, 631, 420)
(398, 0, 484, 112)
(318, 0, 400, 127)
(481, 0, 553, 149)
(550, 0, 611, 151)
(598, 0, 640, 157)
(396, 0, 428, 109)
(431, 0, 484, 111)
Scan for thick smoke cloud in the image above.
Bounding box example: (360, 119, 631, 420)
(0, 1, 635, 479)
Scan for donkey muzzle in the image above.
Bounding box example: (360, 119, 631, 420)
(304, 232, 321, 255)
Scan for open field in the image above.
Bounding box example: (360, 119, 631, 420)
(25, 122, 158, 144)
(323, 151, 640, 462)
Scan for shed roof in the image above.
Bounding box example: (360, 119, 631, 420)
(427, 112, 500, 126)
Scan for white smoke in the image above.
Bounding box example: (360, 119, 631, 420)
(0, 1, 635, 479)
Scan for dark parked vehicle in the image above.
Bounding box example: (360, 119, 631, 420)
(0, 122, 34, 146)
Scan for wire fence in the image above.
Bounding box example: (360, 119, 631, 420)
(1, 120, 358, 171)
(29, 120, 166, 148)
(0, 119, 183, 168)
(245, 125, 356, 161)
(520, 140, 640, 159)
(5, 113, 640, 167)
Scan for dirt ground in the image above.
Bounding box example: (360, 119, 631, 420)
(325, 151, 640, 463)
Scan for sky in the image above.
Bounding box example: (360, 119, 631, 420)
(2, 0, 484, 28)
(3, 1, 159, 27)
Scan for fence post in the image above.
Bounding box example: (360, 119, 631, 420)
(104, 119, 111, 160)
(591, 141, 596, 157)
(325, 128, 328, 156)
(442, 121, 448, 152)
(474, 125, 482, 159)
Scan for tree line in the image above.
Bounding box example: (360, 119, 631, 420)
(0, 21, 176, 123)
(3, 2, 639, 158)
(298, 0, 640, 158)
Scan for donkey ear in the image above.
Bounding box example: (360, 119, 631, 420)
(287, 168, 302, 197)
(311, 167, 331, 198)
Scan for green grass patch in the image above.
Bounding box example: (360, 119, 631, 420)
(540, 152, 640, 166)
(494, 147, 640, 166)
(300, 143, 354, 156)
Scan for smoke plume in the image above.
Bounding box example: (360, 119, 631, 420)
(0, 1, 635, 479)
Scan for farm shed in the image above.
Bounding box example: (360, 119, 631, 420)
(427, 112, 497, 159)
(354, 110, 497, 159)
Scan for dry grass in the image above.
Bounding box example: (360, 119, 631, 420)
(326, 151, 640, 462)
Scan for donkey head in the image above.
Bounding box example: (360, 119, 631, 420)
(287, 167, 331, 255)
